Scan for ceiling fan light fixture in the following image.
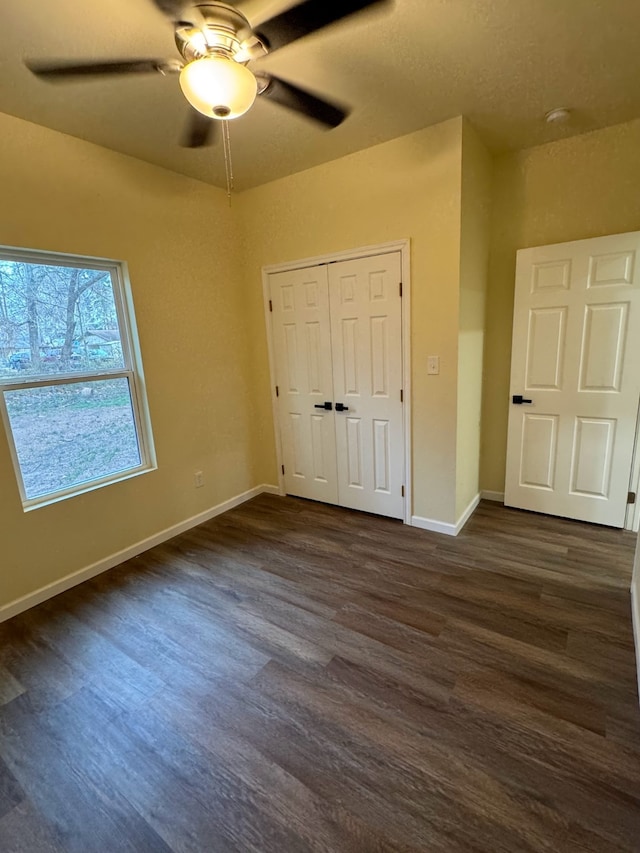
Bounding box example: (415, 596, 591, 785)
(179, 55, 257, 119)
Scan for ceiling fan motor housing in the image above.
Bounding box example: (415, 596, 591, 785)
(175, 3, 260, 63)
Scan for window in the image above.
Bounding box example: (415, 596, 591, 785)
(0, 248, 155, 509)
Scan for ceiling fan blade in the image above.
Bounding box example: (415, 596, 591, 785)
(255, 0, 392, 53)
(150, 0, 186, 21)
(26, 59, 167, 81)
(181, 110, 218, 148)
(260, 76, 348, 128)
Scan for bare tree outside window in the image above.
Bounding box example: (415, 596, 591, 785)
(0, 251, 155, 507)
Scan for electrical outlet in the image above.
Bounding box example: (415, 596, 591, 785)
(427, 355, 440, 375)
(194, 471, 204, 488)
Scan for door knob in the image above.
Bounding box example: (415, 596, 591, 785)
(314, 401, 333, 410)
(512, 394, 533, 404)
(335, 402, 349, 412)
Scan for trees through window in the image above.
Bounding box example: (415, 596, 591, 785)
(0, 249, 155, 508)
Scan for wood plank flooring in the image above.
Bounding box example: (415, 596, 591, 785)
(1, 496, 639, 852)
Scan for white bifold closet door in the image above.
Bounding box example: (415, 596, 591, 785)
(269, 251, 404, 519)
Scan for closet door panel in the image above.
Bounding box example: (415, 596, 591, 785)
(270, 265, 338, 504)
(329, 252, 405, 518)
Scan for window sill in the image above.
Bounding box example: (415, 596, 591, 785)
(22, 462, 158, 513)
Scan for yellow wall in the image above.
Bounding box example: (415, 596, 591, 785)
(481, 118, 640, 494)
(456, 120, 492, 518)
(0, 112, 260, 611)
(238, 117, 465, 524)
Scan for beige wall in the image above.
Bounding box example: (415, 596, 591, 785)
(0, 112, 259, 611)
(238, 117, 465, 524)
(456, 120, 492, 518)
(481, 118, 640, 494)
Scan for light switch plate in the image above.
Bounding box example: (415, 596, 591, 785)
(427, 356, 440, 375)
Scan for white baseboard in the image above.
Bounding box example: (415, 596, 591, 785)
(632, 577, 640, 705)
(0, 484, 280, 624)
(411, 515, 457, 536)
(457, 493, 481, 532)
(480, 490, 505, 503)
(411, 493, 480, 537)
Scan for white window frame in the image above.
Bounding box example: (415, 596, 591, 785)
(0, 246, 156, 511)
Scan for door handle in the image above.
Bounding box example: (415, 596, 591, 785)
(335, 402, 349, 412)
(512, 394, 533, 405)
(314, 401, 333, 410)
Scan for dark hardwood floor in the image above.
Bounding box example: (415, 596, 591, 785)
(1, 496, 639, 852)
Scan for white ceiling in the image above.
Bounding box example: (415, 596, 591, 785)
(2, 0, 640, 191)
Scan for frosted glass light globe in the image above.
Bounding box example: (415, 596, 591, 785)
(180, 56, 257, 120)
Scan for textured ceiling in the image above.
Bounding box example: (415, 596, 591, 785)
(1, 0, 639, 190)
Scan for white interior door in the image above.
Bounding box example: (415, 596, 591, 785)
(329, 253, 404, 519)
(505, 231, 640, 527)
(269, 250, 405, 520)
(270, 264, 338, 504)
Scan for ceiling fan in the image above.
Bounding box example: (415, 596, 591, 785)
(25, 0, 392, 149)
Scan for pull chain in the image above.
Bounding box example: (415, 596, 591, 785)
(221, 119, 234, 206)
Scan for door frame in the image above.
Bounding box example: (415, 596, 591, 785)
(626, 401, 640, 533)
(262, 239, 412, 525)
